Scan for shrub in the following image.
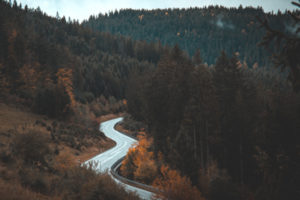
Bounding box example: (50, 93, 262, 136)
(120, 147, 138, 179)
(153, 165, 205, 200)
(120, 133, 158, 184)
(56, 165, 140, 200)
(12, 130, 50, 166)
(53, 152, 76, 172)
(18, 167, 50, 194)
(0, 179, 50, 200)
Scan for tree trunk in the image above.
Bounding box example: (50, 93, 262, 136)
(193, 125, 197, 160)
(205, 120, 209, 168)
(200, 124, 204, 169)
(240, 133, 244, 184)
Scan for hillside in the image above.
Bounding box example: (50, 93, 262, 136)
(84, 6, 292, 66)
(0, 1, 147, 199)
(0, 0, 161, 109)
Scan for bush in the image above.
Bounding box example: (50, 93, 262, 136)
(56, 165, 140, 200)
(53, 152, 76, 172)
(153, 165, 205, 200)
(18, 167, 50, 194)
(12, 130, 50, 166)
(0, 179, 50, 200)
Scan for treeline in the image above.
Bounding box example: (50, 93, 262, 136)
(0, 0, 168, 119)
(84, 6, 292, 66)
(126, 44, 300, 199)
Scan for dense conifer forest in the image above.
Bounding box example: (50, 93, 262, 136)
(84, 6, 292, 66)
(0, 0, 165, 115)
(120, 4, 300, 200)
(0, 0, 299, 199)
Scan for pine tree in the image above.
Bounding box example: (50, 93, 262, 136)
(257, 1, 300, 91)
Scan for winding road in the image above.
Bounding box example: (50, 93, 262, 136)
(84, 117, 153, 200)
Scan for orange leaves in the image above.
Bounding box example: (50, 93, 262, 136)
(11, 29, 17, 39)
(121, 134, 205, 199)
(138, 14, 144, 21)
(18, 64, 39, 94)
(56, 68, 76, 108)
(120, 147, 138, 179)
(133, 158, 157, 183)
(153, 165, 205, 200)
(8, 29, 17, 46)
(120, 133, 158, 184)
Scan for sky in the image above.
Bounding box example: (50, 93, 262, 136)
(16, 0, 297, 22)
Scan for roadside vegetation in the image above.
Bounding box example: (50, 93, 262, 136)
(0, 103, 139, 199)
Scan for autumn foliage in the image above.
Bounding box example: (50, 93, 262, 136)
(53, 151, 76, 172)
(56, 68, 76, 108)
(120, 132, 158, 184)
(120, 132, 205, 199)
(153, 165, 205, 200)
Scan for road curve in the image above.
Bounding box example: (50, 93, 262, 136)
(84, 117, 153, 200)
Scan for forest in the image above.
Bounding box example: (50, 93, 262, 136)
(0, 0, 166, 116)
(0, 0, 155, 199)
(0, 0, 299, 199)
(118, 4, 299, 200)
(84, 6, 292, 66)
(123, 46, 299, 200)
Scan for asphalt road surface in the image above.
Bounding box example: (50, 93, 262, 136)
(84, 117, 153, 200)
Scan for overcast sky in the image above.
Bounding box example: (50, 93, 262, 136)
(16, 0, 297, 22)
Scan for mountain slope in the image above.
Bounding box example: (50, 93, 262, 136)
(84, 6, 292, 66)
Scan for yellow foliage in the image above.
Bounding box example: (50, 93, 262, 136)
(252, 62, 258, 70)
(121, 133, 158, 184)
(11, 29, 17, 39)
(132, 135, 157, 183)
(138, 14, 144, 21)
(18, 64, 39, 95)
(153, 165, 205, 200)
(8, 29, 17, 56)
(56, 68, 76, 107)
(134, 159, 157, 183)
(120, 146, 138, 179)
